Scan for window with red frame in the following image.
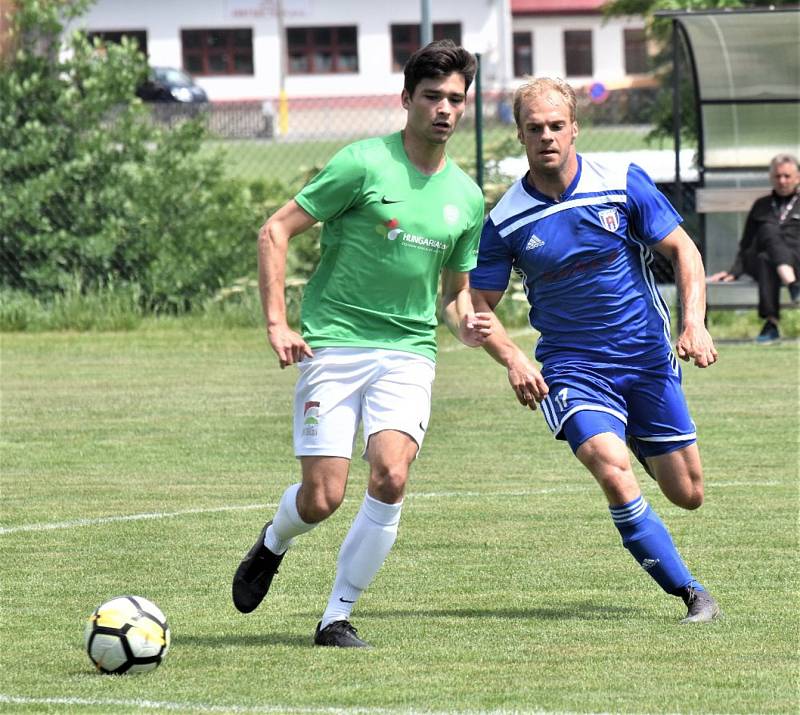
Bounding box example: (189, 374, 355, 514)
(181, 29, 253, 76)
(390, 23, 462, 72)
(624, 28, 648, 75)
(286, 26, 358, 74)
(513, 31, 533, 78)
(87, 30, 148, 56)
(564, 29, 593, 77)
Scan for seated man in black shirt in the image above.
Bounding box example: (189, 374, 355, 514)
(710, 153, 800, 342)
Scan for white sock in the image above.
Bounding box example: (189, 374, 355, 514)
(264, 483, 316, 554)
(320, 492, 402, 629)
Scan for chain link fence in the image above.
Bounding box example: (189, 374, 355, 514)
(143, 84, 692, 284)
(2, 83, 696, 328)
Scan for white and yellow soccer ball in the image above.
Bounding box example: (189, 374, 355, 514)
(84, 595, 170, 674)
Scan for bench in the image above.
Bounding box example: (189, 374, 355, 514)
(695, 186, 769, 214)
(694, 185, 798, 311)
(656, 281, 795, 331)
(705, 278, 797, 310)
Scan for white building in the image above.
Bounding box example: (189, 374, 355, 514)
(69, 0, 513, 102)
(510, 0, 651, 90)
(68, 1, 650, 103)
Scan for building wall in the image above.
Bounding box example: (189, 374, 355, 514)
(68, 0, 510, 101)
(512, 14, 646, 88)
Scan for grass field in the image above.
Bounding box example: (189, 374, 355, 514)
(1, 327, 798, 714)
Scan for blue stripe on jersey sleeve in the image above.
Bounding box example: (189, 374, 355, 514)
(626, 163, 682, 244)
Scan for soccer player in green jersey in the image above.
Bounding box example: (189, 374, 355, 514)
(232, 40, 491, 648)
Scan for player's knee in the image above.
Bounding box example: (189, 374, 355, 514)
(594, 462, 638, 502)
(680, 481, 704, 510)
(368, 463, 408, 502)
(296, 485, 343, 523)
(658, 464, 705, 510)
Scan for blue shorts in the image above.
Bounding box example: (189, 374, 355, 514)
(539, 358, 697, 456)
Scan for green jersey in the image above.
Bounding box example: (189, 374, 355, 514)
(295, 132, 484, 361)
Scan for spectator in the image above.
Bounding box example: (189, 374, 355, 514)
(709, 153, 800, 342)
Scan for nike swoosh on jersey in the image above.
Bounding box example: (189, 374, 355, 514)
(381, 196, 403, 204)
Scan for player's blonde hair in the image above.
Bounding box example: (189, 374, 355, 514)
(513, 77, 577, 126)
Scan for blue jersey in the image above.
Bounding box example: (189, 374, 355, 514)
(471, 156, 680, 366)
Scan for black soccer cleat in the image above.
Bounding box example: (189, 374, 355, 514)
(679, 586, 721, 624)
(756, 320, 780, 344)
(232, 521, 285, 614)
(626, 435, 655, 480)
(313, 620, 371, 648)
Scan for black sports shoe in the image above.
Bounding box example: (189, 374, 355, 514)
(626, 435, 655, 480)
(313, 620, 371, 648)
(679, 586, 721, 624)
(756, 320, 780, 343)
(232, 521, 285, 613)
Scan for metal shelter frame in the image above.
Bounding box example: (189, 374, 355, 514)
(657, 6, 800, 275)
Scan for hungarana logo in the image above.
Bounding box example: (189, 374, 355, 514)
(374, 219, 447, 252)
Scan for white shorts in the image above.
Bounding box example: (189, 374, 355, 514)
(293, 347, 435, 459)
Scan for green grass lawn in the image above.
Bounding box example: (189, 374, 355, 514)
(1, 328, 798, 714)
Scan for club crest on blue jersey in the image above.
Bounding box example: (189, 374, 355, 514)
(598, 208, 620, 232)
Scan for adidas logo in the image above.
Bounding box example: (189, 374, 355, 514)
(641, 558, 660, 571)
(525, 234, 545, 251)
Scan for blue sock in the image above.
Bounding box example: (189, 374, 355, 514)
(609, 495, 702, 596)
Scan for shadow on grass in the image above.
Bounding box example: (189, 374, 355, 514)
(176, 602, 636, 649)
(178, 632, 313, 648)
(362, 603, 637, 621)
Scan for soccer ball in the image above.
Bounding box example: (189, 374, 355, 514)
(84, 595, 170, 674)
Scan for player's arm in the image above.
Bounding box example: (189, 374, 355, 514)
(471, 288, 548, 410)
(258, 199, 317, 368)
(439, 269, 492, 347)
(654, 226, 719, 368)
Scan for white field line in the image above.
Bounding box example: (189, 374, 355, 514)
(0, 487, 586, 536)
(710, 481, 783, 488)
(0, 503, 278, 536)
(0, 694, 599, 715)
(0, 481, 780, 537)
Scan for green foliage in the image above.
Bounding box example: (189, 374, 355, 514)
(0, 281, 143, 331)
(0, 0, 266, 312)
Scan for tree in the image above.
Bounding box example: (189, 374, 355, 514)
(0, 0, 264, 312)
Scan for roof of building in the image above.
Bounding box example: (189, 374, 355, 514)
(512, 0, 607, 14)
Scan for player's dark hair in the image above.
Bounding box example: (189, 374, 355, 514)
(403, 39, 476, 97)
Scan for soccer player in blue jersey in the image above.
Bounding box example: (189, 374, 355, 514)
(471, 77, 721, 623)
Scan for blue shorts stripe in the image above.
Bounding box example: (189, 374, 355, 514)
(637, 432, 696, 443)
(541, 397, 558, 433)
